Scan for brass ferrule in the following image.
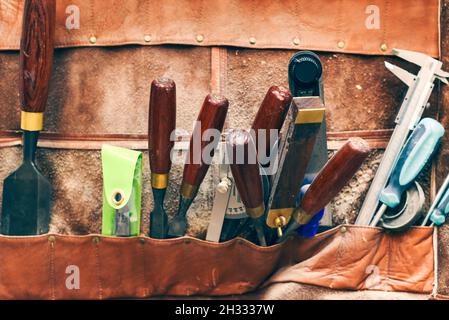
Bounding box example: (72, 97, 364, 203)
(180, 182, 198, 199)
(295, 108, 325, 124)
(151, 173, 169, 189)
(246, 204, 265, 219)
(21, 111, 44, 131)
(294, 207, 313, 225)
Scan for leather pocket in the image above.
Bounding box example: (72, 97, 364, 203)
(0, 225, 434, 299)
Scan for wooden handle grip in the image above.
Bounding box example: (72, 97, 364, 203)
(182, 94, 229, 188)
(297, 138, 370, 222)
(228, 130, 264, 217)
(251, 86, 292, 157)
(148, 78, 176, 175)
(20, 0, 56, 114)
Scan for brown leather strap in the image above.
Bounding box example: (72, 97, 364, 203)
(0, 0, 440, 56)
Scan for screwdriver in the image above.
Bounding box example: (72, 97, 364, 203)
(422, 174, 449, 226)
(370, 118, 444, 227)
(227, 129, 267, 246)
(279, 138, 370, 241)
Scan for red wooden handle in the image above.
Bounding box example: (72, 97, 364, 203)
(298, 138, 370, 221)
(228, 130, 264, 213)
(20, 0, 56, 113)
(148, 78, 176, 175)
(182, 94, 228, 187)
(251, 86, 292, 157)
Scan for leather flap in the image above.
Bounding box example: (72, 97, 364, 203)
(0, 0, 440, 56)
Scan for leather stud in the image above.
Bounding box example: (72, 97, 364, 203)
(184, 239, 191, 244)
(144, 35, 152, 42)
(196, 34, 204, 43)
(380, 43, 388, 52)
(48, 235, 56, 243)
(293, 38, 300, 46)
(92, 236, 100, 244)
(139, 238, 146, 244)
(89, 36, 97, 45)
(249, 37, 257, 45)
(340, 226, 347, 234)
(337, 41, 345, 49)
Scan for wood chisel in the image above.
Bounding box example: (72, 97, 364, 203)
(216, 86, 292, 242)
(148, 78, 176, 239)
(251, 85, 292, 170)
(227, 129, 267, 246)
(266, 97, 325, 238)
(168, 94, 228, 237)
(1, 0, 56, 235)
(356, 49, 449, 226)
(279, 138, 370, 241)
(370, 118, 444, 227)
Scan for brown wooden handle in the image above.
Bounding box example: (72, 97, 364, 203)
(148, 78, 176, 176)
(182, 94, 228, 190)
(251, 86, 292, 157)
(296, 138, 370, 223)
(20, 0, 56, 114)
(228, 130, 264, 217)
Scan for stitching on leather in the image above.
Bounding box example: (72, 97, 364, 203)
(49, 240, 56, 300)
(89, 0, 95, 37)
(385, 233, 391, 290)
(383, 0, 390, 45)
(94, 241, 103, 299)
(141, 240, 149, 297)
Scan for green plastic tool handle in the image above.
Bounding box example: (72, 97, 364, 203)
(379, 118, 444, 208)
(430, 185, 449, 226)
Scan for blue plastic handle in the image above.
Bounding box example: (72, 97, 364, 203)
(379, 118, 444, 208)
(295, 184, 324, 238)
(430, 186, 449, 226)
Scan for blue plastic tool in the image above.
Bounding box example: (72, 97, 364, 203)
(370, 118, 444, 226)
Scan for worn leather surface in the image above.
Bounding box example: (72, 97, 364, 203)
(0, 225, 433, 299)
(0, 0, 440, 56)
(0, 0, 444, 300)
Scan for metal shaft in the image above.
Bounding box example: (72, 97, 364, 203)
(370, 204, 387, 227)
(23, 131, 39, 162)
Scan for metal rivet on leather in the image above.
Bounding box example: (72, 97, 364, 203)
(89, 36, 97, 44)
(48, 235, 56, 243)
(380, 43, 388, 52)
(249, 37, 257, 45)
(196, 34, 204, 43)
(92, 236, 100, 244)
(293, 38, 300, 46)
(340, 226, 347, 234)
(184, 239, 191, 244)
(237, 239, 244, 245)
(139, 238, 146, 244)
(337, 41, 345, 49)
(144, 35, 152, 42)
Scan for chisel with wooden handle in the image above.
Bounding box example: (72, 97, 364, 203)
(148, 78, 176, 239)
(279, 138, 370, 241)
(227, 129, 267, 246)
(1, 0, 55, 235)
(251, 85, 292, 167)
(167, 94, 229, 237)
(219, 86, 292, 242)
